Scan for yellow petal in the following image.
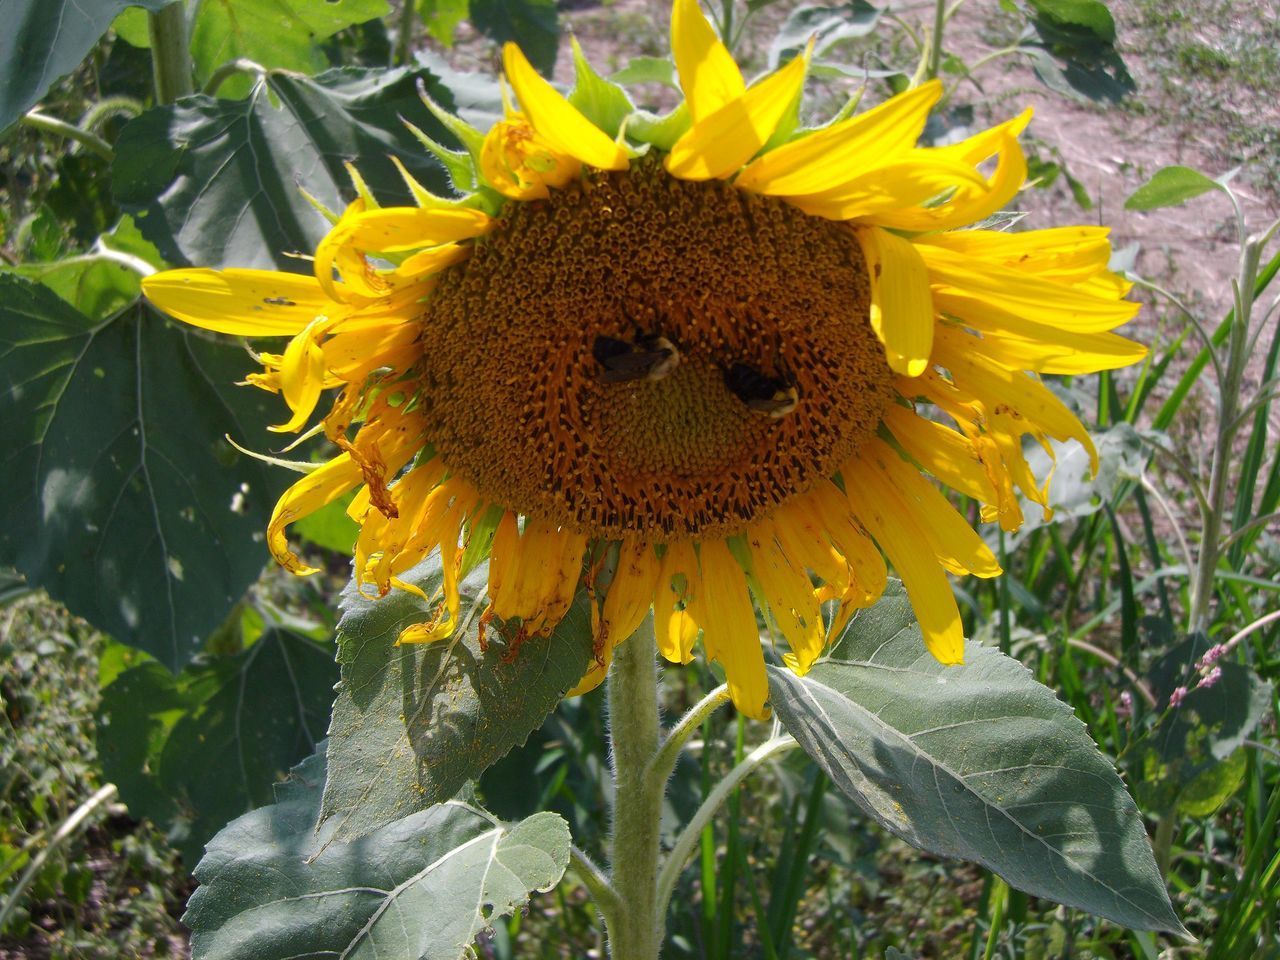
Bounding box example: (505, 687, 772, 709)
(861, 438, 1002, 578)
(268, 455, 363, 575)
(690, 540, 770, 720)
(920, 245, 1139, 333)
(480, 113, 582, 199)
(504, 42, 629, 171)
(272, 319, 330, 433)
(783, 153, 987, 221)
(736, 79, 942, 196)
(871, 112, 1032, 232)
(857, 227, 934, 377)
(746, 531, 825, 674)
(655, 541, 699, 664)
(142, 269, 336, 337)
(843, 457, 965, 665)
(882, 403, 998, 505)
(665, 44, 810, 181)
(671, 0, 744, 122)
(934, 327, 1099, 470)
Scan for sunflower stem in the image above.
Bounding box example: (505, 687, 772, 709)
(147, 3, 194, 104)
(607, 615, 665, 960)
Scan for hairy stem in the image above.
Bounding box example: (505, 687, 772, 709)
(20, 110, 115, 161)
(607, 617, 664, 960)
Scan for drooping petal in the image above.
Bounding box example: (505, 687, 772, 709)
(860, 438, 1001, 578)
(271, 318, 331, 433)
(745, 528, 825, 674)
(882, 402, 999, 505)
(843, 455, 965, 665)
(689, 540, 770, 719)
(735, 79, 942, 195)
(654, 541, 699, 664)
(503, 42, 630, 171)
(857, 227, 934, 377)
(267, 455, 364, 575)
(142, 269, 336, 337)
(671, 0, 744, 122)
(570, 539, 663, 697)
(666, 45, 810, 181)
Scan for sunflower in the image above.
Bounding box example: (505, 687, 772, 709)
(143, 0, 1143, 719)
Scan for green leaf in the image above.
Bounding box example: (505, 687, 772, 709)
(320, 556, 595, 842)
(1027, 0, 1115, 43)
(767, 581, 1185, 935)
(114, 66, 463, 271)
(0, 0, 173, 132)
(417, 0, 470, 46)
(294, 493, 360, 553)
(469, 0, 560, 77)
(768, 1, 883, 70)
(186, 746, 570, 960)
(96, 625, 339, 864)
(190, 0, 390, 99)
(0, 277, 287, 669)
(4, 216, 165, 320)
(1131, 634, 1272, 814)
(1176, 750, 1246, 818)
(1124, 165, 1223, 211)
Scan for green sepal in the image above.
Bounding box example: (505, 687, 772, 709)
(567, 35, 634, 138)
(414, 82, 487, 181)
(401, 116, 478, 195)
(625, 102, 691, 152)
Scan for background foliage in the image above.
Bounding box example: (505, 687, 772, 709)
(1, 0, 1277, 957)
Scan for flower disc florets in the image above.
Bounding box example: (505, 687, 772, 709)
(418, 161, 891, 541)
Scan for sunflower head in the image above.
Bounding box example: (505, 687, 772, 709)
(143, 0, 1143, 719)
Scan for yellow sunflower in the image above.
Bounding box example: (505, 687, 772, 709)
(143, 0, 1144, 720)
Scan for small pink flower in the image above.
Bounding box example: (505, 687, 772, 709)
(1196, 644, 1227, 672)
(1197, 666, 1223, 690)
(1169, 685, 1189, 709)
(1117, 690, 1133, 718)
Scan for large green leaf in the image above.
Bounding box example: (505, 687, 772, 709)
(190, 0, 390, 98)
(113, 65, 462, 271)
(186, 746, 570, 960)
(320, 556, 596, 842)
(0, 276, 287, 669)
(96, 623, 339, 864)
(1019, 0, 1134, 103)
(1125, 165, 1223, 211)
(0, 0, 172, 132)
(767, 581, 1185, 935)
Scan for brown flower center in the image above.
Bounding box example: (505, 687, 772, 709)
(416, 161, 893, 540)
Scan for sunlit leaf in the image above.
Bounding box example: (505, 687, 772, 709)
(186, 747, 570, 960)
(768, 581, 1186, 935)
(190, 0, 390, 98)
(114, 65, 462, 271)
(0, 0, 173, 132)
(0, 277, 288, 668)
(417, 0, 470, 46)
(1124, 165, 1223, 211)
(320, 556, 596, 842)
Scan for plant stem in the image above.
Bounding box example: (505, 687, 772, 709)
(20, 110, 115, 161)
(1188, 232, 1263, 631)
(655, 736, 798, 920)
(570, 845, 623, 932)
(926, 0, 946, 81)
(203, 58, 269, 96)
(395, 0, 416, 66)
(147, 3, 194, 104)
(646, 684, 729, 788)
(607, 616, 664, 960)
